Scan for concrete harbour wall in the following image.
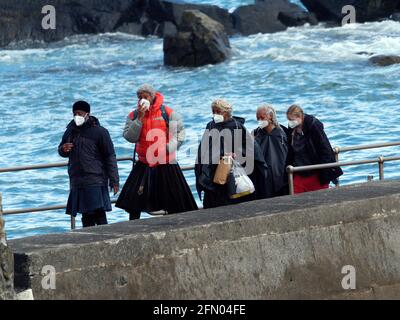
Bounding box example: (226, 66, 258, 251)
(9, 180, 400, 300)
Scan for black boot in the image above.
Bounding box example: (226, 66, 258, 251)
(128, 209, 141, 221)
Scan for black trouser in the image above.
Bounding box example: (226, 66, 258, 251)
(81, 209, 108, 227)
(128, 209, 141, 221)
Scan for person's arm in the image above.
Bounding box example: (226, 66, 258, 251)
(167, 111, 185, 154)
(99, 129, 120, 191)
(123, 114, 143, 143)
(58, 130, 71, 158)
(310, 121, 335, 164)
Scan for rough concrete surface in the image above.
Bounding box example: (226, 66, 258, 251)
(9, 180, 400, 300)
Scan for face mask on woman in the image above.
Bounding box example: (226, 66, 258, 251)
(213, 114, 224, 124)
(139, 98, 151, 111)
(258, 120, 269, 129)
(74, 114, 87, 127)
(288, 119, 300, 129)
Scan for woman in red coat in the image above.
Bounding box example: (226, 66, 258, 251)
(116, 84, 198, 220)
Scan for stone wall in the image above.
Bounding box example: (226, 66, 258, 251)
(0, 194, 16, 300)
(9, 181, 400, 300)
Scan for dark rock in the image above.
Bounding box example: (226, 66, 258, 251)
(0, 0, 236, 47)
(163, 10, 231, 67)
(0, 0, 136, 47)
(143, 0, 235, 36)
(233, 0, 317, 36)
(369, 55, 400, 67)
(301, 0, 400, 24)
(356, 51, 375, 56)
(0, 210, 16, 300)
(390, 12, 400, 22)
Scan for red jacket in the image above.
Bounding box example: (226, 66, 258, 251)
(129, 92, 176, 167)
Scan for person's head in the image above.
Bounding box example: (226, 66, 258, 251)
(256, 104, 279, 129)
(211, 99, 232, 123)
(136, 84, 156, 103)
(72, 101, 90, 126)
(286, 104, 304, 129)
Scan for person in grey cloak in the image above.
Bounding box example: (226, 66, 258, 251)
(253, 104, 289, 197)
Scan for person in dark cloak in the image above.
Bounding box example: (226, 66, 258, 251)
(58, 101, 120, 228)
(195, 99, 270, 209)
(253, 104, 289, 197)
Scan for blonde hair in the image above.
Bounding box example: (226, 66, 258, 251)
(287, 104, 304, 118)
(211, 99, 233, 117)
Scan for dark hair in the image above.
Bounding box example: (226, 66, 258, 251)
(72, 101, 90, 113)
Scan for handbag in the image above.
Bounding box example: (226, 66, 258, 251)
(213, 156, 233, 185)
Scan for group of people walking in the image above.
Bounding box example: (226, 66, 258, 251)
(58, 84, 342, 228)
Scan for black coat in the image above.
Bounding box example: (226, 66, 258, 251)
(254, 126, 289, 197)
(287, 114, 343, 185)
(58, 116, 119, 188)
(195, 116, 270, 207)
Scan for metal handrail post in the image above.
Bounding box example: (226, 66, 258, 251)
(287, 166, 295, 195)
(333, 147, 340, 187)
(71, 215, 76, 230)
(378, 156, 385, 181)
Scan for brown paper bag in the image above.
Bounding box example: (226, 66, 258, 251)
(213, 156, 233, 185)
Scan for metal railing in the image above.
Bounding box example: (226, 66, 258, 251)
(286, 155, 400, 195)
(0, 156, 195, 229)
(1, 141, 399, 229)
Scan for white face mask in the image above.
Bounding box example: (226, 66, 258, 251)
(258, 120, 269, 129)
(139, 98, 151, 111)
(74, 114, 87, 127)
(288, 120, 300, 129)
(213, 114, 224, 124)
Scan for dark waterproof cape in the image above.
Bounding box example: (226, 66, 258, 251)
(58, 116, 119, 188)
(195, 117, 270, 209)
(287, 114, 343, 185)
(254, 126, 289, 197)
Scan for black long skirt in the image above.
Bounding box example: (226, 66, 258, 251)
(116, 161, 198, 214)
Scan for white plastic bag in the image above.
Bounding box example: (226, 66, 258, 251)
(228, 160, 255, 199)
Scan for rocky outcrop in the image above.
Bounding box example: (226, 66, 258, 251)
(164, 10, 231, 67)
(232, 0, 317, 36)
(369, 55, 400, 67)
(301, 0, 400, 24)
(0, 0, 235, 48)
(0, 0, 135, 47)
(0, 197, 16, 300)
(391, 12, 400, 22)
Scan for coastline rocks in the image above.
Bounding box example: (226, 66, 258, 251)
(117, 0, 235, 37)
(232, 0, 317, 36)
(369, 55, 400, 67)
(0, 209, 16, 300)
(301, 0, 400, 24)
(391, 12, 400, 22)
(163, 10, 231, 67)
(0, 0, 235, 48)
(0, 0, 135, 47)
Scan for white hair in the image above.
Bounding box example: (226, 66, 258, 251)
(257, 104, 281, 129)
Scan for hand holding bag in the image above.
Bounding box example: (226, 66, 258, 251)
(213, 155, 233, 185)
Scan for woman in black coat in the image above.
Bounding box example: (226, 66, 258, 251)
(286, 104, 343, 194)
(195, 99, 270, 209)
(58, 101, 119, 227)
(253, 104, 289, 197)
